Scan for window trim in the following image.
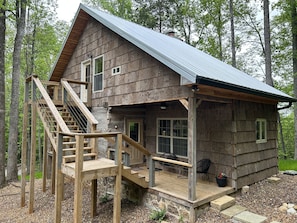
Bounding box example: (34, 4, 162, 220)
(156, 118, 188, 158)
(256, 118, 267, 143)
(93, 55, 104, 92)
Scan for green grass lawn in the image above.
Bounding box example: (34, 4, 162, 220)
(18, 171, 43, 181)
(278, 159, 297, 171)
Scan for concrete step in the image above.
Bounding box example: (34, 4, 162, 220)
(233, 210, 267, 223)
(210, 195, 235, 211)
(220, 204, 246, 218)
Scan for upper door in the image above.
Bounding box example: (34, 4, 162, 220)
(80, 60, 91, 103)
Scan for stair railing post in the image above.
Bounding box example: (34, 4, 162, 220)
(74, 134, 84, 223)
(113, 133, 122, 223)
(55, 132, 63, 223)
(149, 155, 155, 187)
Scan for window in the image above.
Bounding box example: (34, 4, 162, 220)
(256, 119, 267, 143)
(112, 66, 121, 75)
(157, 119, 188, 157)
(93, 56, 104, 92)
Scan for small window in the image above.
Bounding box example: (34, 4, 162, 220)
(256, 119, 267, 143)
(157, 119, 188, 157)
(93, 55, 104, 92)
(112, 66, 121, 75)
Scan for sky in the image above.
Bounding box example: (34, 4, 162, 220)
(56, 0, 82, 22)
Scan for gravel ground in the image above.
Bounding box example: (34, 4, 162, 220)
(0, 172, 296, 222)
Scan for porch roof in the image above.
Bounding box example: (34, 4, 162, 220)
(50, 4, 296, 102)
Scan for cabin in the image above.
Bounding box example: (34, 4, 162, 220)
(20, 3, 296, 223)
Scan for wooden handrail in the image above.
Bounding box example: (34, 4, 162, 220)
(32, 77, 71, 134)
(61, 79, 98, 126)
(152, 156, 192, 168)
(122, 134, 151, 156)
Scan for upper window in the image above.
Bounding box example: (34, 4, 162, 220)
(112, 66, 121, 75)
(157, 119, 188, 157)
(93, 56, 104, 92)
(256, 119, 267, 143)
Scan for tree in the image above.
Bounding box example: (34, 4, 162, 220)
(264, 0, 273, 86)
(291, 0, 297, 160)
(7, 0, 27, 181)
(0, 0, 6, 187)
(229, 0, 236, 67)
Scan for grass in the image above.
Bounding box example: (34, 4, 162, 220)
(18, 171, 43, 181)
(278, 159, 297, 171)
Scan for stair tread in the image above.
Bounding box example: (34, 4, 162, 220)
(63, 146, 92, 151)
(63, 152, 97, 158)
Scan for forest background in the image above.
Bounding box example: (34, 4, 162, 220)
(0, 0, 296, 188)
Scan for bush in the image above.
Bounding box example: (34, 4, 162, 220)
(149, 208, 166, 222)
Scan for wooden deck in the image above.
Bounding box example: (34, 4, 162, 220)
(62, 158, 118, 181)
(135, 166, 235, 208)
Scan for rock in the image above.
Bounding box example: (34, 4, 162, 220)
(278, 206, 287, 212)
(267, 177, 281, 183)
(288, 203, 295, 209)
(294, 205, 297, 210)
(282, 203, 288, 207)
(287, 207, 297, 215)
(241, 185, 249, 194)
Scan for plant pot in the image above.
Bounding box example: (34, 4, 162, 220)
(216, 177, 227, 187)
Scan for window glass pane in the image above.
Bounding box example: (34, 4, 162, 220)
(94, 74, 102, 91)
(158, 137, 170, 153)
(256, 121, 260, 140)
(173, 138, 187, 156)
(159, 120, 170, 136)
(261, 121, 266, 139)
(173, 120, 187, 137)
(129, 122, 139, 142)
(95, 57, 103, 74)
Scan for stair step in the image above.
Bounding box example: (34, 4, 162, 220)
(210, 195, 235, 211)
(63, 141, 89, 146)
(63, 153, 97, 163)
(63, 146, 93, 152)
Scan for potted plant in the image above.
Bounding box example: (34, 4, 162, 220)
(216, 172, 227, 187)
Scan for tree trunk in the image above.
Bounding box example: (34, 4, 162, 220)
(0, 0, 6, 187)
(7, 0, 27, 181)
(291, 0, 297, 160)
(264, 0, 273, 86)
(229, 0, 236, 68)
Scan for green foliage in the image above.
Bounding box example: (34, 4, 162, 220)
(278, 112, 295, 159)
(99, 193, 110, 203)
(149, 208, 166, 222)
(278, 159, 297, 171)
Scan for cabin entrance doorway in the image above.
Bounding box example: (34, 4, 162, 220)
(126, 119, 144, 165)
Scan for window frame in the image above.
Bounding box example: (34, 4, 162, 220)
(93, 55, 104, 92)
(156, 118, 188, 158)
(256, 118, 267, 143)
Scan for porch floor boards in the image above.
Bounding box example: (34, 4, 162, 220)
(135, 167, 235, 207)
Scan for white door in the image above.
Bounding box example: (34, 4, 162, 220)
(80, 60, 91, 103)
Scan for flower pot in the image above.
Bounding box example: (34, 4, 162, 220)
(216, 177, 227, 187)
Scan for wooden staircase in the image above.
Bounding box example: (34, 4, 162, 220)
(37, 103, 97, 164)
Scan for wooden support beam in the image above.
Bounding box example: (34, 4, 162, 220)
(55, 133, 64, 223)
(42, 130, 48, 192)
(113, 134, 122, 223)
(188, 96, 197, 201)
(29, 82, 37, 214)
(91, 179, 97, 218)
(51, 149, 56, 194)
(74, 135, 84, 223)
(21, 102, 29, 207)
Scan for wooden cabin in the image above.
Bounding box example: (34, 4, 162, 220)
(21, 3, 296, 223)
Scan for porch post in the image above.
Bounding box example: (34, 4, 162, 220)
(188, 96, 197, 201)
